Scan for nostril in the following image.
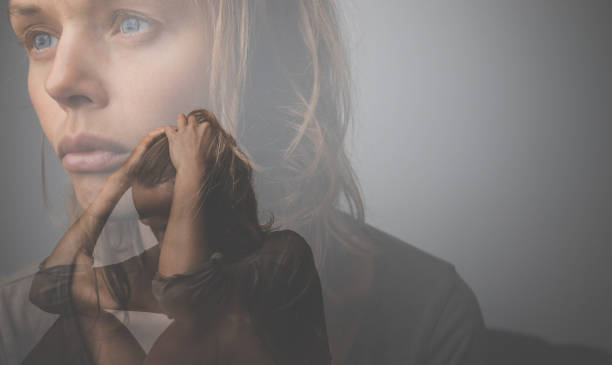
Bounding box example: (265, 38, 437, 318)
(65, 95, 93, 107)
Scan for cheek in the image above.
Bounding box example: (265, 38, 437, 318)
(26, 22, 211, 212)
(28, 65, 64, 153)
(109, 29, 212, 139)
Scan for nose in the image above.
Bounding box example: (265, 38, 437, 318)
(45, 29, 109, 111)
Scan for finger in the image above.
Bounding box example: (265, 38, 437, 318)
(196, 119, 210, 129)
(139, 128, 165, 147)
(147, 126, 166, 137)
(154, 125, 175, 135)
(187, 114, 197, 129)
(163, 125, 177, 139)
(136, 128, 164, 150)
(176, 113, 187, 131)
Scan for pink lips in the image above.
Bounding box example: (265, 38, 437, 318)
(58, 134, 131, 173)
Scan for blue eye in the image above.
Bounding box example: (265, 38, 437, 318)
(32, 33, 58, 51)
(120, 17, 151, 34)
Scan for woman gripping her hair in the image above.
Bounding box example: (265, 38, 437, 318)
(26, 109, 331, 365)
(3, 0, 485, 364)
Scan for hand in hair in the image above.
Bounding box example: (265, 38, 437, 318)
(112, 125, 168, 187)
(162, 113, 215, 175)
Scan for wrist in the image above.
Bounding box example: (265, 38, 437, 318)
(171, 168, 207, 215)
(109, 169, 132, 191)
(175, 164, 207, 184)
(83, 173, 130, 220)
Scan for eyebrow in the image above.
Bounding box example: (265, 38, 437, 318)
(7, 3, 41, 18)
(7, 0, 172, 19)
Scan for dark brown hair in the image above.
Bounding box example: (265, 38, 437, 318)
(132, 109, 274, 259)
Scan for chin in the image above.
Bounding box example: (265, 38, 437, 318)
(72, 174, 140, 221)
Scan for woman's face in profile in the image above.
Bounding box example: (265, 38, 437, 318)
(8, 0, 212, 215)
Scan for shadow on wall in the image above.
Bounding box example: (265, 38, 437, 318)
(482, 328, 612, 365)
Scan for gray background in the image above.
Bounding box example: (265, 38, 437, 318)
(2, 0, 611, 352)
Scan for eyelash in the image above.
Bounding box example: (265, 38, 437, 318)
(111, 11, 156, 40)
(21, 28, 58, 53)
(19, 11, 155, 52)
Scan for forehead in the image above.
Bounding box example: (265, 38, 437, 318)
(8, 0, 194, 19)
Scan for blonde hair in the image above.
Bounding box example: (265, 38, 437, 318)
(41, 0, 374, 299)
(200, 0, 374, 274)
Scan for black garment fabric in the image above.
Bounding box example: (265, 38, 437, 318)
(22, 229, 332, 365)
(1, 215, 485, 365)
(28, 264, 76, 317)
(150, 230, 332, 365)
(320, 212, 485, 365)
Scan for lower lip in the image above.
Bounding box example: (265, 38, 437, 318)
(62, 150, 130, 173)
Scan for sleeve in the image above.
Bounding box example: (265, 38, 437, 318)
(426, 270, 486, 365)
(150, 251, 231, 322)
(28, 262, 76, 316)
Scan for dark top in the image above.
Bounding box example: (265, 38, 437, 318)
(319, 212, 485, 365)
(12, 214, 486, 365)
(27, 229, 331, 365)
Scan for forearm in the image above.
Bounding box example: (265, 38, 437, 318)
(31, 174, 130, 314)
(41, 174, 130, 269)
(157, 169, 210, 277)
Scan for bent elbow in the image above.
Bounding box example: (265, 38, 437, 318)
(29, 267, 74, 315)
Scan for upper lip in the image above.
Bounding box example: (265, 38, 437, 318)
(58, 133, 130, 159)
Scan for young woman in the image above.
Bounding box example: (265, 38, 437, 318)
(24, 109, 331, 365)
(3, 0, 485, 364)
